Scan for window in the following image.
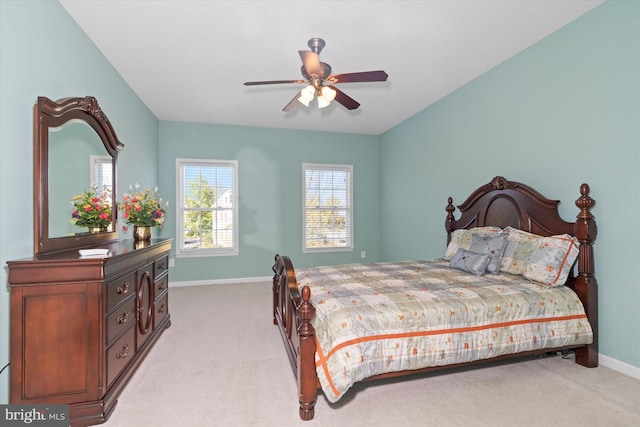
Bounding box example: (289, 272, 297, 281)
(90, 155, 112, 194)
(303, 163, 353, 252)
(176, 159, 238, 257)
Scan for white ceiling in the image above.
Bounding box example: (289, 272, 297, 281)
(59, 0, 604, 136)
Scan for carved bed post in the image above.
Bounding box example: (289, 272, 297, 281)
(573, 184, 598, 367)
(445, 197, 456, 244)
(272, 254, 280, 326)
(297, 286, 317, 420)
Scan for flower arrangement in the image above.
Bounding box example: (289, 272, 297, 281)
(71, 187, 112, 229)
(120, 184, 168, 228)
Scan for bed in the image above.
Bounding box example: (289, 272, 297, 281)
(271, 176, 598, 420)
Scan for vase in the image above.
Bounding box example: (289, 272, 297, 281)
(133, 225, 152, 241)
(88, 226, 107, 233)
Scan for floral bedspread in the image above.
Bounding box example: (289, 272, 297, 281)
(296, 259, 593, 403)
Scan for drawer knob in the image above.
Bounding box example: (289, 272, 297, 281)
(116, 344, 129, 359)
(158, 303, 166, 314)
(117, 283, 130, 295)
(117, 311, 130, 324)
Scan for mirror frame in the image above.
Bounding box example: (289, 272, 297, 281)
(34, 96, 124, 255)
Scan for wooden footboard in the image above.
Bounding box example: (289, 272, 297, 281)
(272, 254, 318, 420)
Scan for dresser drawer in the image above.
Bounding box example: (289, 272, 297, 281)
(154, 291, 169, 329)
(155, 274, 168, 296)
(106, 272, 135, 311)
(106, 325, 135, 388)
(154, 255, 169, 279)
(106, 297, 136, 346)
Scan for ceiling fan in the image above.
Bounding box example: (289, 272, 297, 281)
(243, 38, 389, 112)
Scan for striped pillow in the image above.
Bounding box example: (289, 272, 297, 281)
(500, 226, 579, 286)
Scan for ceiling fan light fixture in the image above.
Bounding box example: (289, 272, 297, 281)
(317, 97, 330, 109)
(298, 96, 311, 107)
(298, 84, 315, 107)
(317, 86, 336, 108)
(321, 86, 336, 102)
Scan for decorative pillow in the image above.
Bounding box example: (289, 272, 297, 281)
(500, 227, 538, 275)
(524, 234, 579, 286)
(469, 232, 509, 275)
(500, 226, 579, 286)
(444, 226, 503, 259)
(449, 248, 492, 276)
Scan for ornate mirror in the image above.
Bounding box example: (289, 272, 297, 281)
(34, 96, 124, 255)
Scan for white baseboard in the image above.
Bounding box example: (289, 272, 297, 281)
(599, 353, 640, 380)
(168, 276, 272, 288)
(167, 277, 640, 381)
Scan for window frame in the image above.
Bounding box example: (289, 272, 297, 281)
(175, 158, 239, 258)
(302, 163, 354, 253)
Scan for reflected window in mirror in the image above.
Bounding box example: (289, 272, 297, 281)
(91, 155, 114, 231)
(89, 155, 115, 231)
(91, 155, 113, 194)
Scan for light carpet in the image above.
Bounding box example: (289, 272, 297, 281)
(102, 282, 640, 427)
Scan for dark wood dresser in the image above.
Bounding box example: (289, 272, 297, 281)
(7, 238, 172, 426)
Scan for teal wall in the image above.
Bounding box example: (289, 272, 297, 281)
(380, 0, 640, 369)
(0, 1, 160, 403)
(158, 121, 380, 281)
(1, 0, 638, 407)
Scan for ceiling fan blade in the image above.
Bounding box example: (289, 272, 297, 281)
(244, 79, 305, 86)
(299, 50, 322, 78)
(282, 92, 302, 112)
(327, 70, 389, 84)
(328, 85, 360, 110)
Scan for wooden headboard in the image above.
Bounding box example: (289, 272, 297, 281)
(445, 176, 578, 237)
(444, 176, 598, 367)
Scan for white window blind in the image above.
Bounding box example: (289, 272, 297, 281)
(303, 163, 353, 252)
(90, 155, 112, 195)
(176, 159, 238, 257)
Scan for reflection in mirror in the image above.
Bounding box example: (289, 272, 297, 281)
(34, 96, 124, 255)
(48, 120, 113, 237)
